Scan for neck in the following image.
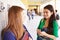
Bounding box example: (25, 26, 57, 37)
(46, 18, 50, 21)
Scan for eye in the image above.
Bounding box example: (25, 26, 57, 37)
(44, 11, 48, 14)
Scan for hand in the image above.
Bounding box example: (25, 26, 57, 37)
(52, 36, 56, 40)
(41, 31, 56, 40)
(41, 31, 47, 36)
(29, 37, 32, 40)
(37, 29, 44, 36)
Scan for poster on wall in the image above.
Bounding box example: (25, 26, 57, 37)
(0, 1, 5, 13)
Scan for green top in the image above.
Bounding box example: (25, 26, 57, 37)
(37, 19, 58, 40)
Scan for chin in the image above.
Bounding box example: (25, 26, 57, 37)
(44, 17, 48, 19)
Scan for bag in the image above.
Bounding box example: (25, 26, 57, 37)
(22, 31, 29, 40)
(21, 25, 33, 40)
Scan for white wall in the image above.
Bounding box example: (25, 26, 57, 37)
(0, 0, 8, 40)
(56, 0, 60, 16)
(40, 0, 55, 13)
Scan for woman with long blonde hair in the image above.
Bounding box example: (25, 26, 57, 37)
(2, 6, 32, 40)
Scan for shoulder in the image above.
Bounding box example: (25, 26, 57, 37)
(53, 20, 58, 26)
(3, 30, 16, 40)
(53, 20, 57, 23)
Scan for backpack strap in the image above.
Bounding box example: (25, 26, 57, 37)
(23, 25, 33, 40)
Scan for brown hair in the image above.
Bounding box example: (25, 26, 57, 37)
(5, 6, 24, 40)
(44, 5, 56, 35)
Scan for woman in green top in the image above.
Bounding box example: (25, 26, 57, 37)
(37, 5, 58, 40)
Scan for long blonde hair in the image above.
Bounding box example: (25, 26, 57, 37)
(5, 6, 24, 40)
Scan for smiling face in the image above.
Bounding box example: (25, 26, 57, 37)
(43, 9, 53, 19)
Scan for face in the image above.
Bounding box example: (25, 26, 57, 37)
(43, 9, 53, 19)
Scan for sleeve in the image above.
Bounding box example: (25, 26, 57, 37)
(53, 20, 58, 37)
(3, 31, 16, 40)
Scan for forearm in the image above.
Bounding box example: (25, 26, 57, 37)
(47, 35, 56, 40)
(41, 32, 56, 40)
(37, 29, 56, 40)
(37, 29, 44, 36)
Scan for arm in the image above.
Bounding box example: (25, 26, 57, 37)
(43, 20, 58, 39)
(37, 29, 44, 36)
(3, 31, 15, 40)
(37, 29, 56, 40)
(41, 31, 56, 40)
(41, 20, 58, 40)
(53, 20, 58, 37)
(37, 19, 45, 36)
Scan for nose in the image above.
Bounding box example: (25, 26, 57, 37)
(44, 13, 47, 16)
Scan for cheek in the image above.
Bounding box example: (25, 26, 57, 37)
(44, 13, 51, 19)
(48, 13, 52, 18)
(44, 13, 48, 17)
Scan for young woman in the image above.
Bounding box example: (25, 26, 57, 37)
(1, 6, 32, 40)
(37, 5, 58, 40)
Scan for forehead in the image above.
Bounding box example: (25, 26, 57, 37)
(43, 9, 50, 12)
